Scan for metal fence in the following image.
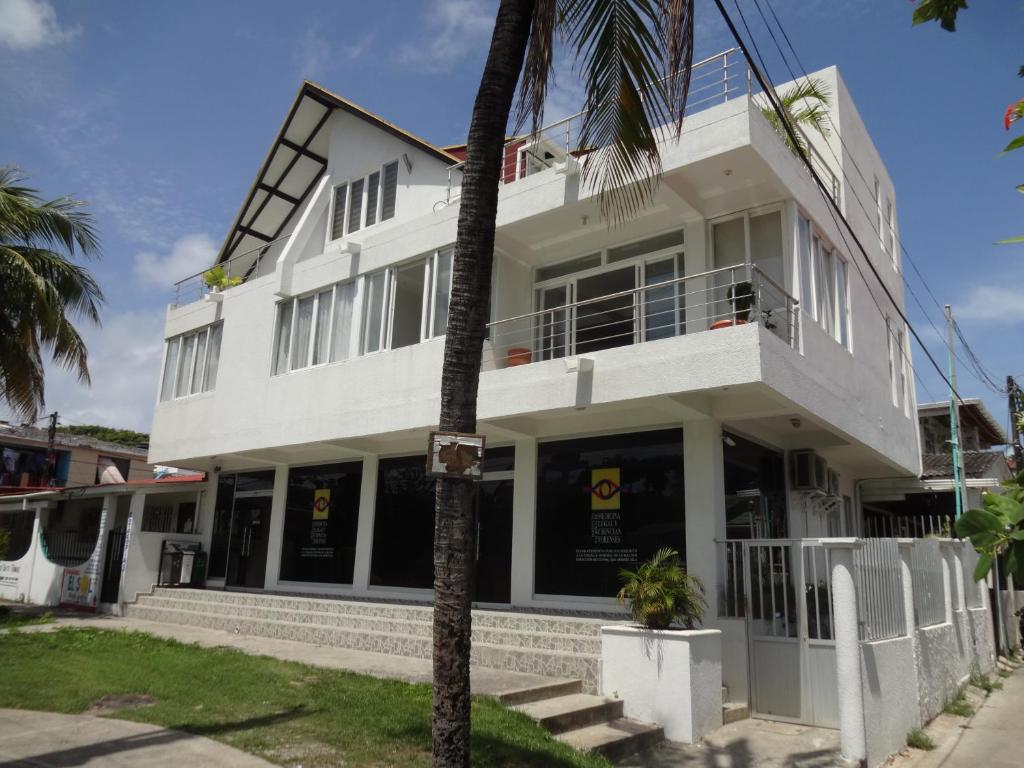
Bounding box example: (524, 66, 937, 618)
(803, 542, 834, 640)
(172, 233, 290, 308)
(854, 538, 906, 641)
(40, 529, 98, 567)
(863, 512, 952, 538)
(910, 538, 947, 628)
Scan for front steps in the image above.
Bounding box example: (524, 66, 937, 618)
(127, 587, 618, 693)
(496, 683, 663, 760)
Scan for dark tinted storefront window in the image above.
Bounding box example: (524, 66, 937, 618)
(723, 432, 786, 538)
(370, 455, 434, 589)
(481, 446, 515, 473)
(207, 474, 236, 578)
(535, 429, 685, 598)
(280, 462, 362, 584)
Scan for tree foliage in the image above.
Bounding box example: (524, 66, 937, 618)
(0, 167, 103, 421)
(759, 77, 831, 157)
(58, 424, 149, 448)
(955, 473, 1024, 584)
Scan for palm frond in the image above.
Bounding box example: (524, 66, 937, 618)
(513, 0, 559, 136)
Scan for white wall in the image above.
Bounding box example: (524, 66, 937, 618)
(860, 636, 919, 768)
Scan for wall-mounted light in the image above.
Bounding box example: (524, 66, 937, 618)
(790, 417, 802, 429)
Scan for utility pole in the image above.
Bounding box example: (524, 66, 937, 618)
(1009, 376, 1023, 472)
(44, 411, 58, 487)
(944, 306, 967, 517)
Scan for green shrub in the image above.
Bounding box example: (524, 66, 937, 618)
(943, 690, 975, 717)
(616, 547, 706, 629)
(969, 671, 1002, 693)
(907, 728, 936, 751)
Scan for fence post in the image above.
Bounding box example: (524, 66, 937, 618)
(823, 538, 866, 766)
(939, 540, 955, 625)
(896, 539, 916, 638)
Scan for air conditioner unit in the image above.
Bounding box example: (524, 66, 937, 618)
(827, 468, 841, 497)
(791, 450, 829, 493)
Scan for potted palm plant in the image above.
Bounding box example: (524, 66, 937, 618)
(601, 548, 722, 743)
(202, 266, 242, 293)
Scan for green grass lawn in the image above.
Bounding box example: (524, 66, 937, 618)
(0, 605, 54, 629)
(0, 628, 611, 768)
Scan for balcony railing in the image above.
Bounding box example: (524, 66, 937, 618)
(481, 263, 797, 371)
(172, 234, 290, 308)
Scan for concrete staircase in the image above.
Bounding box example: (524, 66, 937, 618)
(127, 587, 617, 693)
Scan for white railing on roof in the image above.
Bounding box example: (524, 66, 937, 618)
(171, 233, 290, 308)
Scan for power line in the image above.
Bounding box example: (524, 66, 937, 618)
(753, 0, 1010, 397)
(713, 0, 967, 407)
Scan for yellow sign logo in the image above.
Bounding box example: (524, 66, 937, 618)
(313, 489, 331, 520)
(590, 468, 621, 510)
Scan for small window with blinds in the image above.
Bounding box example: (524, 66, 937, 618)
(329, 161, 399, 242)
(330, 183, 347, 240)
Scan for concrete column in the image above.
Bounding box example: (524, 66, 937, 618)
(196, 474, 219, 550)
(351, 455, 378, 595)
(510, 438, 538, 607)
(896, 539, 915, 637)
(119, 492, 148, 605)
(262, 465, 290, 589)
(682, 218, 709, 331)
(683, 419, 725, 614)
(824, 539, 866, 765)
(939, 542, 954, 625)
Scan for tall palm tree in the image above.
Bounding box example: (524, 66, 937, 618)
(431, 1, 694, 764)
(759, 77, 831, 157)
(0, 167, 103, 422)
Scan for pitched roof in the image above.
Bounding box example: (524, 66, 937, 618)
(920, 450, 1008, 480)
(213, 82, 460, 277)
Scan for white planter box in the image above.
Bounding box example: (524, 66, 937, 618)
(601, 625, 722, 743)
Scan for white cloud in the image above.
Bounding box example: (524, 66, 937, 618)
(35, 310, 167, 432)
(956, 284, 1024, 325)
(296, 27, 373, 81)
(0, 0, 79, 49)
(134, 233, 217, 288)
(396, 0, 494, 74)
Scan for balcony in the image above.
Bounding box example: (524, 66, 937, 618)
(482, 263, 797, 372)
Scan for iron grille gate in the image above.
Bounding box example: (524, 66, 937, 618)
(99, 527, 126, 604)
(741, 540, 839, 728)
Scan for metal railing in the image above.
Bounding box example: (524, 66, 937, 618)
(482, 263, 797, 372)
(910, 538, 947, 628)
(41, 528, 98, 567)
(854, 538, 906, 641)
(445, 47, 752, 204)
(172, 233, 291, 308)
(863, 512, 953, 539)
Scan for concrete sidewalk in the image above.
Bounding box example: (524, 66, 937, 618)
(12, 612, 574, 696)
(0, 709, 273, 767)
(906, 665, 1024, 768)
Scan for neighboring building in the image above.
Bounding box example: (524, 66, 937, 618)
(0, 422, 152, 490)
(862, 399, 1010, 536)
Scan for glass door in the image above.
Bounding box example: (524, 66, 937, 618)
(574, 266, 637, 354)
(226, 495, 273, 589)
(474, 478, 514, 604)
(536, 284, 571, 360)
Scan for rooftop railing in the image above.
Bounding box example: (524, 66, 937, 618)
(481, 263, 797, 371)
(171, 233, 290, 308)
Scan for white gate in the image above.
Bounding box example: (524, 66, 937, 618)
(740, 540, 839, 728)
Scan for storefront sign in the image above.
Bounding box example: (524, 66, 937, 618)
(589, 468, 622, 510)
(60, 567, 98, 609)
(426, 432, 485, 479)
(313, 489, 331, 520)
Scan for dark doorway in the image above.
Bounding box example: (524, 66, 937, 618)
(99, 527, 126, 603)
(226, 496, 273, 589)
(475, 478, 513, 604)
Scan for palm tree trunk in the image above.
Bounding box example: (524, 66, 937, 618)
(431, 1, 534, 765)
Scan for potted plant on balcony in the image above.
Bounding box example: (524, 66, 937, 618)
(710, 281, 755, 330)
(202, 266, 241, 293)
(600, 548, 722, 743)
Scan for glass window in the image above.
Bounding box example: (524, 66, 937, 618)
(363, 271, 388, 353)
(431, 247, 453, 337)
(160, 337, 180, 402)
(534, 429, 685, 598)
(291, 295, 315, 371)
(190, 328, 208, 395)
(536, 253, 601, 283)
(273, 301, 293, 375)
(816, 244, 835, 336)
(365, 171, 380, 227)
(279, 461, 363, 584)
(724, 432, 787, 539)
(204, 324, 222, 391)
(330, 183, 347, 240)
(370, 455, 435, 589)
(312, 289, 333, 365)
(607, 230, 684, 263)
(798, 216, 814, 319)
(381, 161, 399, 221)
(174, 333, 196, 399)
(644, 256, 682, 341)
(348, 177, 365, 234)
(836, 257, 850, 349)
(391, 262, 426, 349)
(331, 281, 356, 362)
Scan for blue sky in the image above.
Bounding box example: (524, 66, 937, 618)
(1, 0, 1021, 435)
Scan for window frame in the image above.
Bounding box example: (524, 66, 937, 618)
(272, 279, 358, 375)
(795, 208, 853, 352)
(160, 323, 224, 401)
(327, 160, 399, 243)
